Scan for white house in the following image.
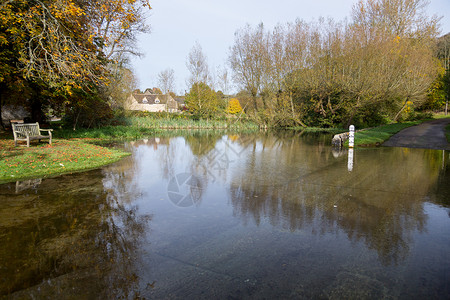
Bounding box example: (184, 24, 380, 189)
(126, 91, 178, 112)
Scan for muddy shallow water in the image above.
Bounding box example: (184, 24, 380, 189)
(1, 132, 449, 299)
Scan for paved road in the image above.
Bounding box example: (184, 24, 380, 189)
(383, 118, 450, 150)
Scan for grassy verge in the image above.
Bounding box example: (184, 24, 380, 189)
(345, 121, 424, 147)
(53, 125, 159, 140)
(0, 139, 130, 184)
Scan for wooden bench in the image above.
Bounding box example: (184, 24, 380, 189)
(12, 122, 53, 147)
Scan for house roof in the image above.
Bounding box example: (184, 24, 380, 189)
(174, 97, 185, 105)
(132, 94, 173, 104)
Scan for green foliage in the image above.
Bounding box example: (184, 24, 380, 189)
(61, 87, 113, 130)
(422, 70, 447, 110)
(405, 111, 433, 121)
(185, 82, 219, 118)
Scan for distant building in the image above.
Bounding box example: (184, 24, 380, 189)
(126, 91, 178, 113)
(174, 97, 186, 111)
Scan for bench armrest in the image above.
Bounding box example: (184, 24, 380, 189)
(39, 129, 53, 132)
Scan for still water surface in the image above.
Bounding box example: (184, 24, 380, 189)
(1, 132, 449, 299)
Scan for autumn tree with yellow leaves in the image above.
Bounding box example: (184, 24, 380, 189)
(227, 98, 243, 114)
(0, 0, 151, 128)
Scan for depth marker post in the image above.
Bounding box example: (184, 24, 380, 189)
(348, 125, 355, 172)
(349, 125, 355, 148)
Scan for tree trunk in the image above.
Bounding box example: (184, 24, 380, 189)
(73, 110, 81, 131)
(446, 96, 448, 116)
(346, 96, 360, 128)
(327, 95, 336, 115)
(0, 85, 4, 130)
(346, 108, 357, 128)
(30, 98, 44, 123)
(289, 91, 296, 119)
(394, 98, 409, 122)
(29, 82, 46, 124)
(252, 94, 258, 111)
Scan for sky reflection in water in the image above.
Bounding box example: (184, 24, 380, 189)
(1, 132, 449, 299)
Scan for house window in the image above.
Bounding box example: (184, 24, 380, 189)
(155, 99, 160, 104)
(142, 97, 148, 103)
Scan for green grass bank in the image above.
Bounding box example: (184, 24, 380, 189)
(0, 139, 129, 184)
(345, 120, 432, 147)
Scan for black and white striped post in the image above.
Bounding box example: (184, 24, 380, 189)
(348, 125, 355, 171)
(349, 125, 355, 148)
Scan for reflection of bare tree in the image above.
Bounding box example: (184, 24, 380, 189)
(183, 132, 225, 205)
(435, 151, 450, 208)
(0, 169, 150, 298)
(229, 134, 442, 265)
(126, 137, 174, 181)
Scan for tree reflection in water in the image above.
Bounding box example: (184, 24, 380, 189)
(144, 131, 445, 266)
(227, 135, 443, 266)
(1, 131, 447, 298)
(0, 167, 151, 298)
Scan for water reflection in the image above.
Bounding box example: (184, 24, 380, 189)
(0, 169, 150, 298)
(1, 131, 449, 298)
(122, 132, 446, 268)
(229, 138, 441, 265)
(15, 178, 43, 193)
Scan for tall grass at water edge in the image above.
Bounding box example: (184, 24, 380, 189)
(51, 117, 259, 140)
(127, 116, 259, 130)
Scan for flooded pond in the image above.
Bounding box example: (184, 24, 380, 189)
(1, 131, 449, 299)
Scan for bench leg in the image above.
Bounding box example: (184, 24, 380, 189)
(27, 138, 30, 148)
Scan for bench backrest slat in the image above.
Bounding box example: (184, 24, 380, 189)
(12, 122, 40, 137)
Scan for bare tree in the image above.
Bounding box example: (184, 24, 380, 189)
(272, 20, 310, 125)
(217, 66, 231, 95)
(229, 23, 269, 111)
(186, 42, 209, 87)
(158, 68, 176, 94)
(346, 0, 440, 122)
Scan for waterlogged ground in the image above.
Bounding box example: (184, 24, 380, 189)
(0, 132, 449, 299)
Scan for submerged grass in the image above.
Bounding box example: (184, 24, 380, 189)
(0, 139, 129, 184)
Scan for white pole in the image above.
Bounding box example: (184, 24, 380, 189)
(348, 148, 354, 172)
(349, 125, 355, 148)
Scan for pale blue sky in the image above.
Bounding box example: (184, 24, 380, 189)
(130, 0, 450, 94)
